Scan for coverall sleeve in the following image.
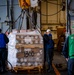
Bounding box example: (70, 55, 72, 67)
(62, 37, 68, 58)
(4, 34, 9, 44)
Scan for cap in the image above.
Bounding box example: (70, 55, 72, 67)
(46, 29, 51, 32)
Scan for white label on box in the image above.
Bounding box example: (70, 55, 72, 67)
(24, 36, 32, 44)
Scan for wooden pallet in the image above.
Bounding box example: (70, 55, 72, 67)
(13, 65, 43, 73)
(16, 44, 43, 48)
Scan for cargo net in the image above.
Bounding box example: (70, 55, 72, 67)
(8, 29, 44, 69)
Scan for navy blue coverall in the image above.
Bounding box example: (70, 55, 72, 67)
(0, 32, 9, 72)
(62, 37, 74, 75)
(43, 34, 54, 71)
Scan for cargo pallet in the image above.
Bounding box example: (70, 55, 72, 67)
(13, 65, 43, 73)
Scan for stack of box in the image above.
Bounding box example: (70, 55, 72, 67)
(8, 30, 44, 71)
(15, 34, 43, 67)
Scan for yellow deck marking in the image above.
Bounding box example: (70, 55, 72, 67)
(52, 63, 61, 75)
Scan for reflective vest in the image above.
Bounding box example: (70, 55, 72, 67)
(0, 33, 6, 48)
(69, 34, 74, 58)
(18, 0, 30, 9)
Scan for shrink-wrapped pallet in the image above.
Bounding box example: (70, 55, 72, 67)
(8, 30, 44, 69)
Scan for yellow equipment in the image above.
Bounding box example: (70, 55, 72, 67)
(18, 0, 30, 9)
